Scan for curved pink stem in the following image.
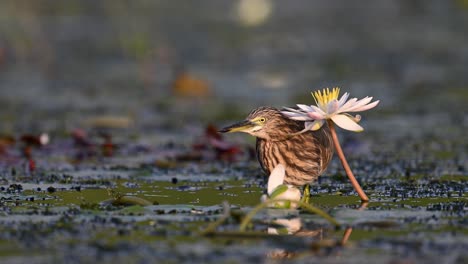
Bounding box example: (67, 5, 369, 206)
(327, 120, 369, 202)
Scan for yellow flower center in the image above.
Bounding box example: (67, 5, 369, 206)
(312, 87, 340, 108)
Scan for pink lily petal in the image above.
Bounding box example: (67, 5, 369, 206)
(331, 114, 364, 132)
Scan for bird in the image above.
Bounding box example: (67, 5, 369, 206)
(220, 106, 334, 189)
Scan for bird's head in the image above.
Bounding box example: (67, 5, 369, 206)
(220, 106, 293, 140)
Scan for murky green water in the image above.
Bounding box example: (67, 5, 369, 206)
(0, 164, 465, 263)
(1, 1, 467, 263)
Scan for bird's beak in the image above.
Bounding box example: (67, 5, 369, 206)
(219, 120, 255, 133)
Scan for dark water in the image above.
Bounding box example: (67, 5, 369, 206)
(0, 1, 467, 263)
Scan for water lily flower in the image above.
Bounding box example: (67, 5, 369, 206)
(261, 164, 301, 209)
(282, 87, 379, 132)
(280, 87, 379, 202)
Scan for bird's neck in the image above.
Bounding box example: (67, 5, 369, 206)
(261, 133, 294, 142)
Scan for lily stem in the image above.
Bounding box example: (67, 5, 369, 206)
(327, 120, 369, 202)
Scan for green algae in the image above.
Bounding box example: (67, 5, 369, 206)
(17, 179, 263, 208)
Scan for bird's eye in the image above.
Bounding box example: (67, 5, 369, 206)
(259, 117, 266, 123)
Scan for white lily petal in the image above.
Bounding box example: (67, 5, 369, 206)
(282, 107, 305, 114)
(338, 97, 358, 112)
(281, 110, 296, 116)
(281, 111, 312, 121)
(267, 164, 286, 195)
(281, 110, 306, 116)
(348, 100, 379, 112)
(310, 105, 327, 115)
(282, 107, 295, 112)
(289, 115, 314, 121)
(274, 186, 301, 205)
(345, 96, 373, 112)
(289, 120, 324, 136)
(337, 92, 350, 107)
(297, 104, 314, 112)
(307, 111, 326, 120)
(327, 99, 340, 114)
(331, 114, 364, 132)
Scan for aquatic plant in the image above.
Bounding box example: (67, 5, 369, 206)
(282, 88, 379, 201)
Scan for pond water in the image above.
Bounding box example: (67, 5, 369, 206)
(0, 1, 467, 263)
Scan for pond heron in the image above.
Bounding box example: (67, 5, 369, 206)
(220, 106, 334, 189)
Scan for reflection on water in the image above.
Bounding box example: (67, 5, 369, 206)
(268, 217, 302, 235)
(264, 204, 366, 260)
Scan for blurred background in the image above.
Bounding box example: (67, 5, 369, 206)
(0, 2, 466, 262)
(0, 0, 467, 143)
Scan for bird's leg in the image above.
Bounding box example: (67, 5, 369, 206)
(327, 121, 369, 202)
(301, 184, 311, 204)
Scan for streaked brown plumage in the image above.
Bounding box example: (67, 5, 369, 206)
(220, 106, 334, 186)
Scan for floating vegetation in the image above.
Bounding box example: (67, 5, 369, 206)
(0, 1, 467, 263)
